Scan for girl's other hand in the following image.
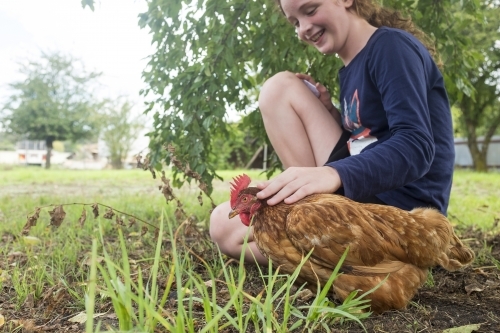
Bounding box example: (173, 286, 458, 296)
(295, 73, 338, 114)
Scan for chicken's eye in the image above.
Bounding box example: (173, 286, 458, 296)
(242, 197, 248, 203)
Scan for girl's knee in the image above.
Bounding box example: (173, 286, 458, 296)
(263, 71, 296, 87)
(259, 71, 297, 109)
(209, 203, 228, 243)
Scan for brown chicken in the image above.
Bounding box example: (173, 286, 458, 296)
(228, 174, 474, 313)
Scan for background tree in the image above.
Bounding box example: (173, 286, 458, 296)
(453, 0, 500, 171)
(1, 52, 103, 168)
(100, 100, 145, 169)
(0, 128, 19, 151)
(82, 0, 485, 188)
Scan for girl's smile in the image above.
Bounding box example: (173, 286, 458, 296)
(309, 29, 324, 43)
(280, 0, 377, 65)
(281, 0, 351, 55)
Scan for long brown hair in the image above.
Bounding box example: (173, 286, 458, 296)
(275, 0, 441, 66)
(351, 0, 439, 64)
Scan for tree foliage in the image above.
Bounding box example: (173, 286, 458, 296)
(84, 0, 487, 187)
(453, 0, 500, 171)
(208, 122, 261, 169)
(100, 100, 145, 169)
(1, 52, 103, 168)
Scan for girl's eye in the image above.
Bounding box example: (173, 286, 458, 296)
(306, 7, 316, 16)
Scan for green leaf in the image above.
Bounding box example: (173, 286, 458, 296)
(204, 66, 211, 77)
(202, 116, 213, 130)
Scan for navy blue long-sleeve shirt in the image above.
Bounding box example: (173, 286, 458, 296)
(326, 27, 455, 215)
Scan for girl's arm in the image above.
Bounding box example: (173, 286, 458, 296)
(328, 32, 442, 202)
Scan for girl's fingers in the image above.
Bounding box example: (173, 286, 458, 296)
(266, 185, 296, 206)
(295, 73, 310, 80)
(256, 171, 297, 202)
(283, 185, 312, 204)
(295, 73, 316, 85)
(256, 177, 287, 200)
(316, 83, 328, 93)
(256, 169, 309, 205)
(256, 181, 270, 190)
(265, 177, 307, 206)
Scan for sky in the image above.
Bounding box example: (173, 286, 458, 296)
(0, 0, 154, 100)
(0, 0, 155, 153)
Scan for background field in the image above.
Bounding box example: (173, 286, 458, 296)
(2, 167, 499, 231)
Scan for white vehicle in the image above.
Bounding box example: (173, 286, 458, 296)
(16, 140, 48, 165)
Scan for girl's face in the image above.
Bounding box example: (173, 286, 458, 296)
(280, 0, 355, 56)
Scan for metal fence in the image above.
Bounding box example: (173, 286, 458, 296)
(454, 135, 500, 167)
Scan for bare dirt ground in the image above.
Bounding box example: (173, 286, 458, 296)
(1, 225, 499, 333)
(349, 228, 500, 333)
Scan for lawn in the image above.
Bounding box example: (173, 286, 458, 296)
(448, 170, 500, 229)
(0, 166, 499, 332)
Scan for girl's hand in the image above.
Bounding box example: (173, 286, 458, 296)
(256, 166, 342, 205)
(295, 73, 338, 114)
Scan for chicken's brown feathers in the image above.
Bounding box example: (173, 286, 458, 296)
(230, 174, 251, 207)
(228, 174, 474, 314)
(283, 195, 473, 271)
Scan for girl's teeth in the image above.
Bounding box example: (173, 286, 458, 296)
(311, 30, 324, 42)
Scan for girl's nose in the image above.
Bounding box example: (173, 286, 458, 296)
(298, 20, 313, 40)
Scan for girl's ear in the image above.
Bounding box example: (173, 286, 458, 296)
(342, 0, 355, 8)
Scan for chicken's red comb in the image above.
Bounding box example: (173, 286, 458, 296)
(230, 174, 251, 206)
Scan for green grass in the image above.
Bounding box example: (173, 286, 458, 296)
(0, 166, 498, 332)
(448, 169, 500, 229)
(0, 165, 268, 185)
(2, 167, 497, 229)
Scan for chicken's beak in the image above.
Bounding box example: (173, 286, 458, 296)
(228, 209, 239, 219)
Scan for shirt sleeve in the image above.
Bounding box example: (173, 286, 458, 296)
(327, 32, 435, 201)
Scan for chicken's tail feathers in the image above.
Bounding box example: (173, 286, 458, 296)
(438, 234, 475, 271)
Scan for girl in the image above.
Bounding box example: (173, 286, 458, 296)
(210, 0, 455, 265)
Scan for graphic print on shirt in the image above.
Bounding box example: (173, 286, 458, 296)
(342, 89, 378, 155)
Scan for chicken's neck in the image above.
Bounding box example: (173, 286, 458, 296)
(252, 200, 292, 232)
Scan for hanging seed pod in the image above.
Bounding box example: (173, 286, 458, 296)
(78, 208, 87, 227)
(49, 205, 66, 227)
(103, 208, 115, 220)
(91, 203, 99, 219)
(22, 207, 41, 235)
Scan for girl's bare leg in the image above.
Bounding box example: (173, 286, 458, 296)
(210, 201, 268, 265)
(210, 71, 343, 264)
(259, 71, 342, 168)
